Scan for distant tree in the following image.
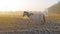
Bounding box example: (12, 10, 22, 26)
(48, 2, 60, 14)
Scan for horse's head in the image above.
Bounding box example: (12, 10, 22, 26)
(23, 11, 34, 17)
(23, 11, 29, 17)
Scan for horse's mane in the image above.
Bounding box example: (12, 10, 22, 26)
(23, 11, 34, 17)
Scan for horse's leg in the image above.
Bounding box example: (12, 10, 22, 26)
(41, 20, 44, 25)
(43, 15, 46, 25)
(41, 15, 46, 25)
(24, 18, 31, 27)
(28, 19, 32, 26)
(27, 19, 35, 26)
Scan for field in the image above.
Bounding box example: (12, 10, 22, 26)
(0, 14, 60, 34)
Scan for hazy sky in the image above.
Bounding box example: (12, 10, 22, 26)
(0, 0, 60, 12)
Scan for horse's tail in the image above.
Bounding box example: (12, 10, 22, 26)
(43, 14, 45, 22)
(41, 14, 46, 25)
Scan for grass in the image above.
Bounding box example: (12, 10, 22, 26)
(0, 16, 34, 31)
(0, 13, 60, 33)
(46, 13, 60, 22)
(0, 17, 18, 28)
(0, 13, 60, 28)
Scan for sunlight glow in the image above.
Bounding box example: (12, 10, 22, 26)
(0, 0, 59, 12)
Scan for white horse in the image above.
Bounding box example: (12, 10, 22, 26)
(23, 11, 45, 25)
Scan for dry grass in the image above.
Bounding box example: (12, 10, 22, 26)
(47, 13, 60, 18)
(0, 13, 60, 32)
(46, 13, 60, 24)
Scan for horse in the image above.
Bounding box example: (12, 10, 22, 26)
(23, 11, 34, 17)
(23, 11, 46, 25)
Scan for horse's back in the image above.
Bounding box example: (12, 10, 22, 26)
(29, 13, 44, 20)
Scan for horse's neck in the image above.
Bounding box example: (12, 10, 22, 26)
(27, 13, 33, 17)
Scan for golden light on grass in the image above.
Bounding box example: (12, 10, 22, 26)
(47, 13, 60, 18)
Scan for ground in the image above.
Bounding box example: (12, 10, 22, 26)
(0, 14, 60, 34)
